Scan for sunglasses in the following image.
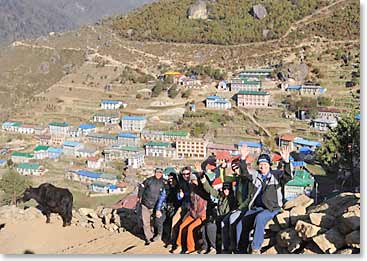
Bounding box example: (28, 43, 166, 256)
(182, 172, 191, 175)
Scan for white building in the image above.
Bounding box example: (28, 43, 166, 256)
(205, 96, 232, 110)
(62, 141, 84, 156)
(100, 100, 127, 110)
(127, 151, 145, 169)
(121, 116, 146, 132)
(311, 118, 338, 131)
(49, 122, 69, 136)
(87, 156, 104, 169)
(92, 113, 120, 125)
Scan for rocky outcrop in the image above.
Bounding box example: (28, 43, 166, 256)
(287, 63, 309, 82)
(187, 0, 208, 20)
(252, 4, 267, 20)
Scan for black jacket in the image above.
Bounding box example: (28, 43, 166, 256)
(138, 176, 164, 209)
(239, 158, 292, 211)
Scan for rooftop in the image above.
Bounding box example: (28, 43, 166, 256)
(79, 124, 96, 129)
(122, 115, 146, 121)
(238, 141, 262, 148)
(163, 131, 189, 137)
(16, 163, 41, 170)
(48, 122, 68, 127)
(63, 141, 82, 147)
(87, 133, 117, 140)
(118, 133, 138, 139)
(12, 151, 34, 158)
(208, 143, 236, 151)
(74, 170, 101, 179)
(101, 100, 122, 104)
(145, 141, 171, 147)
(34, 145, 50, 152)
(279, 133, 296, 142)
(293, 137, 321, 147)
(237, 90, 269, 96)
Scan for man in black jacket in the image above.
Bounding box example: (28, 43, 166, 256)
(138, 167, 165, 245)
(237, 145, 292, 254)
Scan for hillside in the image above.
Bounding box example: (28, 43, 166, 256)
(111, 0, 334, 45)
(0, 0, 156, 46)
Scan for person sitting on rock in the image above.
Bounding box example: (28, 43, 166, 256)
(237, 145, 292, 254)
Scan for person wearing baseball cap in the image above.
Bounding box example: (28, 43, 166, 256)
(236, 145, 293, 254)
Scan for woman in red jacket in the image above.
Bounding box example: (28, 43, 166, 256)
(176, 174, 207, 254)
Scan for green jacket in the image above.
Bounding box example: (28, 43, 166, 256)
(201, 178, 237, 216)
(225, 173, 253, 210)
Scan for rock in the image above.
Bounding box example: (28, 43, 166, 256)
(262, 236, 276, 248)
(78, 208, 95, 216)
(252, 4, 267, 20)
(312, 228, 346, 253)
(324, 193, 359, 216)
(338, 210, 360, 234)
(112, 213, 121, 227)
(274, 210, 290, 229)
(24, 207, 44, 219)
(87, 212, 99, 220)
(283, 194, 314, 210)
(276, 228, 302, 253)
(309, 213, 335, 229)
(345, 230, 360, 248)
(101, 207, 113, 217)
(307, 202, 330, 215)
(287, 63, 309, 82)
(263, 245, 289, 254)
(265, 218, 281, 232)
(290, 206, 307, 225)
(96, 206, 105, 218)
(347, 204, 360, 213)
(294, 220, 322, 240)
(187, 0, 208, 20)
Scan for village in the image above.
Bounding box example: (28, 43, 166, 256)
(0, 65, 360, 208)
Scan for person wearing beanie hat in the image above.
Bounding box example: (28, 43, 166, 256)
(235, 145, 293, 254)
(199, 166, 237, 254)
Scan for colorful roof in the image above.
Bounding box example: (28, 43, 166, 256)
(291, 161, 307, 167)
(0, 159, 7, 164)
(63, 141, 82, 147)
(79, 124, 96, 129)
(16, 163, 41, 170)
(12, 151, 34, 158)
(101, 100, 121, 105)
(47, 147, 62, 153)
(237, 90, 269, 95)
(75, 170, 101, 179)
(91, 181, 113, 188)
(293, 137, 321, 147)
(145, 141, 171, 147)
(48, 122, 68, 127)
(279, 133, 296, 142)
(118, 146, 142, 152)
(122, 115, 146, 121)
(34, 145, 50, 152)
(238, 141, 262, 148)
(163, 131, 189, 137)
(118, 133, 138, 139)
(287, 85, 302, 90)
(208, 143, 236, 151)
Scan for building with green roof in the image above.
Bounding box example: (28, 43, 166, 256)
(145, 141, 176, 158)
(103, 144, 144, 161)
(34, 145, 50, 160)
(11, 151, 34, 163)
(141, 130, 190, 142)
(16, 163, 45, 176)
(284, 170, 315, 201)
(237, 90, 270, 108)
(230, 77, 262, 92)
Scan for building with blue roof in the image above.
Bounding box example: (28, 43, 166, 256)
(47, 147, 62, 159)
(206, 95, 231, 110)
(63, 141, 84, 156)
(217, 80, 229, 91)
(100, 100, 127, 110)
(311, 118, 337, 131)
(118, 133, 140, 147)
(237, 141, 262, 154)
(286, 83, 326, 96)
(355, 114, 360, 121)
(78, 124, 96, 136)
(293, 137, 321, 150)
(121, 116, 147, 132)
(90, 182, 123, 194)
(291, 161, 307, 169)
(0, 159, 7, 168)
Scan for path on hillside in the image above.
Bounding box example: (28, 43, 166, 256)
(0, 216, 168, 254)
(233, 106, 272, 138)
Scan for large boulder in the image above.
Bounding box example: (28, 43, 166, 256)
(300, 242, 324, 254)
(287, 63, 309, 82)
(283, 194, 314, 210)
(309, 213, 335, 229)
(78, 208, 95, 217)
(312, 228, 347, 253)
(345, 230, 360, 249)
(252, 4, 267, 20)
(187, 0, 208, 20)
(294, 220, 322, 240)
(24, 207, 44, 220)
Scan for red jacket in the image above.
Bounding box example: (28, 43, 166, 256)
(190, 192, 207, 219)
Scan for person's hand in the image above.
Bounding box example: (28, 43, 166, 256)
(156, 210, 162, 218)
(179, 189, 184, 199)
(220, 160, 227, 168)
(194, 162, 201, 172)
(240, 145, 249, 160)
(280, 146, 290, 163)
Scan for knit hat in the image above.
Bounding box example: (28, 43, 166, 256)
(257, 154, 272, 166)
(190, 174, 198, 181)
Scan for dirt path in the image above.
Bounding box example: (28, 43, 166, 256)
(0, 216, 168, 254)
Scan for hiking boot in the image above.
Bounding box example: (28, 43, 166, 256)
(144, 240, 150, 246)
(169, 246, 181, 254)
(251, 249, 261, 254)
(150, 234, 161, 242)
(205, 248, 216, 255)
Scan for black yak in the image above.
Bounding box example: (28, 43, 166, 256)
(17, 183, 73, 227)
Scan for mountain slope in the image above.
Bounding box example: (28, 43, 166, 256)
(112, 0, 331, 45)
(0, 0, 155, 45)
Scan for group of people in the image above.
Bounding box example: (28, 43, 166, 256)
(137, 145, 292, 254)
